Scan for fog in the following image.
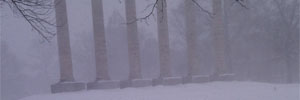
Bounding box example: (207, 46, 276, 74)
(1, 0, 299, 100)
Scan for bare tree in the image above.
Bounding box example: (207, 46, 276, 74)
(1, 0, 56, 42)
(136, 0, 247, 22)
(1, 0, 247, 42)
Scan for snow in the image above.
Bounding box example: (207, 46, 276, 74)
(19, 82, 299, 100)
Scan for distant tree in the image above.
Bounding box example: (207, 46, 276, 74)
(228, 0, 299, 83)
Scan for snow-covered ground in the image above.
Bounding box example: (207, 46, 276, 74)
(19, 82, 299, 100)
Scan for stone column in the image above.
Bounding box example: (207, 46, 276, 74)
(91, 0, 109, 81)
(183, 0, 209, 83)
(51, 0, 85, 93)
(87, 0, 120, 90)
(211, 0, 232, 81)
(153, 0, 182, 86)
(125, 0, 142, 80)
(223, 0, 234, 79)
(157, 0, 171, 78)
(121, 0, 152, 88)
(185, 0, 197, 77)
(55, 0, 73, 83)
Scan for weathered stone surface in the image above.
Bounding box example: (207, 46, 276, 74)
(153, 77, 183, 86)
(51, 0, 85, 94)
(91, 0, 110, 80)
(211, 74, 235, 81)
(87, 80, 120, 90)
(54, 0, 74, 82)
(183, 75, 210, 83)
(131, 79, 153, 88)
(120, 80, 131, 89)
(51, 82, 85, 93)
(161, 77, 182, 85)
(125, 0, 142, 80)
(182, 76, 192, 84)
(157, 0, 171, 78)
(212, 0, 230, 78)
(220, 74, 234, 81)
(120, 79, 152, 88)
(191, 75, 210, 83)
(184, 0, 198, 76)
(152, 78, 163, 86)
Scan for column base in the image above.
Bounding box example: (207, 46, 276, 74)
(210, 74, 235, 81)
(120, 79, 153, 88)
(183, 75, 210, 84)
(191, 75, 210, 83)
(153, 77, 183, 86)
(182, 76, 191, 84)
(87, 80, 120, 90)
(217, 74, 235, 81)
(51, 82, 85, 93)
(131, 79, 152, 88)
(120, 80, 131, 89)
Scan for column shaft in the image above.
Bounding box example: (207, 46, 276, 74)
(157, 0, 171, 78)
(125, 0, 142, 80)
(184, 0, 197, 76)
(91, 0, 110, 80)
(212, 0, 226, 76)
(223, 0, 233, 74)
(55, 0, 74, 82)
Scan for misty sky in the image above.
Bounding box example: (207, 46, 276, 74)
(1, 0, 299, 100)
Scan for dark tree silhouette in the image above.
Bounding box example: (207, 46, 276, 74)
(1, 0, 56, 42)
(136, 0, 247, 21)
(0, 0, 247, 41)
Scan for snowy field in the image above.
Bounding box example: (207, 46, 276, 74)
(19, 82, 299, 100)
